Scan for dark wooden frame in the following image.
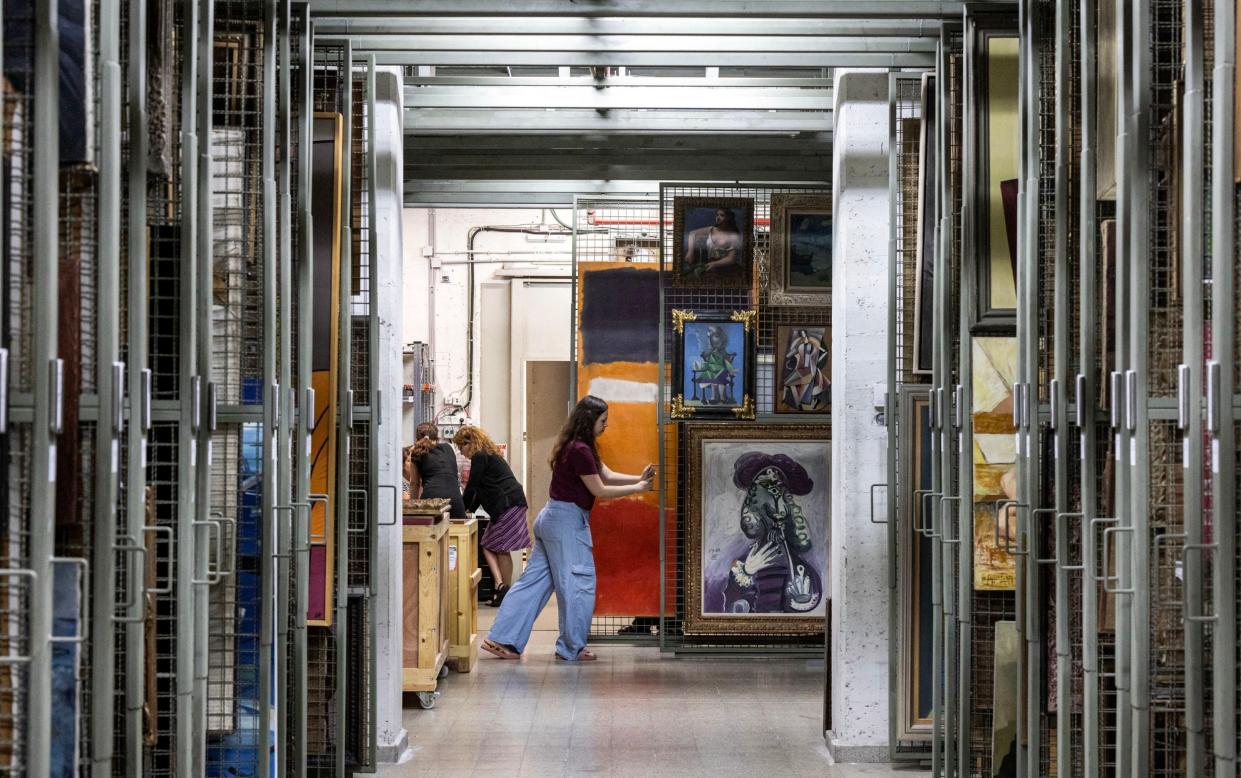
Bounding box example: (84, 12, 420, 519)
(966, 11, 1021, 333)
(671, 196, 755, 288)
(913, 73, 937, 375)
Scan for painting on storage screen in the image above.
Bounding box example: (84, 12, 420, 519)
(307, 113, 344, 625)
(575, 262, 673, 616)
(684, 424, 830, 635)
(972, 337, 1018, 591)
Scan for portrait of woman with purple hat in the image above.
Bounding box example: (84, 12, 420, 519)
(720, 452, 824, 614)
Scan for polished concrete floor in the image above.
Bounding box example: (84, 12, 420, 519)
(385, 602, 928, 778)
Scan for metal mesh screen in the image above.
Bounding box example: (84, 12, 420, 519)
(896, 80, 926, 389)
(570, 197, 662, 641)
(205, 423, 263, 776)
(1146, 1, 1189, 774)
(305, 39, 349, 778)
(892, 76, 932, 759)
(3, 5, 37, 397)
(657, 182, 829, 652)
(212, 12, 270, 406)
(0, 427, 34, 774)
(148, 421, 180, 777)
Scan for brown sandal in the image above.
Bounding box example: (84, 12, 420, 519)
(481, 639, 520, 660)
(556, 649, 598, 662)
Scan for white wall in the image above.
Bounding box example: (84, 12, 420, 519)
(400, 207, 574, 448)
(828, 69, 892, 763)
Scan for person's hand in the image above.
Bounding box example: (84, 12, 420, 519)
(641, 463, 657, 481)
(636, 477, 654, 493)
(742, 542, 780, 575)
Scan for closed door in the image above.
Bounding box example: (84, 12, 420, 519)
(524, 360, 571, 523)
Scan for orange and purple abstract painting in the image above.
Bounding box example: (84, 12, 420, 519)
(576, 262, 674, 615)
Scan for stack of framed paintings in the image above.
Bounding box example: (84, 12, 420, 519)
(657, 184, 833, 645)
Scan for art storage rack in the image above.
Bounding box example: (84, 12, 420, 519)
(0, 4, 389, 776)
(898, 1, 1241, 777)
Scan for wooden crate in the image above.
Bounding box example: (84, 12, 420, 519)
(446, 519, 481, 673)
(402, 515, 451, 692)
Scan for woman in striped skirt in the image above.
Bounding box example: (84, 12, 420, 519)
(453, 426, 530, 606)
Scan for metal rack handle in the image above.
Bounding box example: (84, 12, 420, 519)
(939, 496, 963, 544)
(1182, 542, 1220, 623)
(191, 519, 223, 586)
(48, 557, 90, 645)
(869, 483, 888, 525)
(916, 490, 941, 538)
(1101, 525, 1136, 595)
(1056, 512, 1086, 571)
(0, 569, 36, 663)
(1088, 517, 1119, 583)
(347, 487, 370, 534)
(993, 501, 1029, 555)
(111, 543, 147, 621)
(274, 505, 304, 561)
(1151, 532, 1187, 610)
(307, 493, 330, 544)
(377, 483, 401, 527)
(143, 525, 175, 596)
(209, 511, 237, 579)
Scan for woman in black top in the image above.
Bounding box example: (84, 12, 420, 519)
(452, 426, 530, 605)
(406, 422, 466, 518)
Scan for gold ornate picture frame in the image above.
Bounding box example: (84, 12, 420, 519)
(768, 193, 832, 307)
(669, 309, 756, 420)
(682, 423, 830, 636)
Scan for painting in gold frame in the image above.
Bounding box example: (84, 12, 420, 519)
(682, 423, 830, 636)
(768, 193, 832, 306)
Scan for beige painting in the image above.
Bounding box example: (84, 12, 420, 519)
(986, 37, 1019, 312)
(973, 337, 1017, 591)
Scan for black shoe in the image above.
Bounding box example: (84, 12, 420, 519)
(490, 584, 510, 607)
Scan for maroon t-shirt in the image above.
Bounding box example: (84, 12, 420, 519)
(549, 440, 600, 512)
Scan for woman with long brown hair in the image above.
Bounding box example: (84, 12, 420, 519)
(452, 425, 529, 606)
(481, 395, 654, 662)
(404, 422, 466, 518)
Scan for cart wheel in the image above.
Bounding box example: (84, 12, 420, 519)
(438, 664, 450, 680)
(416, 691, 440, 710)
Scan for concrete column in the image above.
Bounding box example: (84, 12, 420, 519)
(374, 67, 411, 764)
(827, 69, 891, 763)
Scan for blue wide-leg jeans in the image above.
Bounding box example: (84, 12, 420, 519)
(487, 499, 596, 660)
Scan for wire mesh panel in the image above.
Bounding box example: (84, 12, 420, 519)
(205, 422, 263, 776)
(306, 39, 350, 778)
(4, 3, 37, 398)
(571, 196, 662, 642)
(201, 6, 272, 777)
(1144, 0, 1190, 774)
(890, 75, 934, 760)
(657, 182, 830, 653)
(148, 421, 180, 777)
(211, 10, 270, 407)
(0, 427, 34, 775)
